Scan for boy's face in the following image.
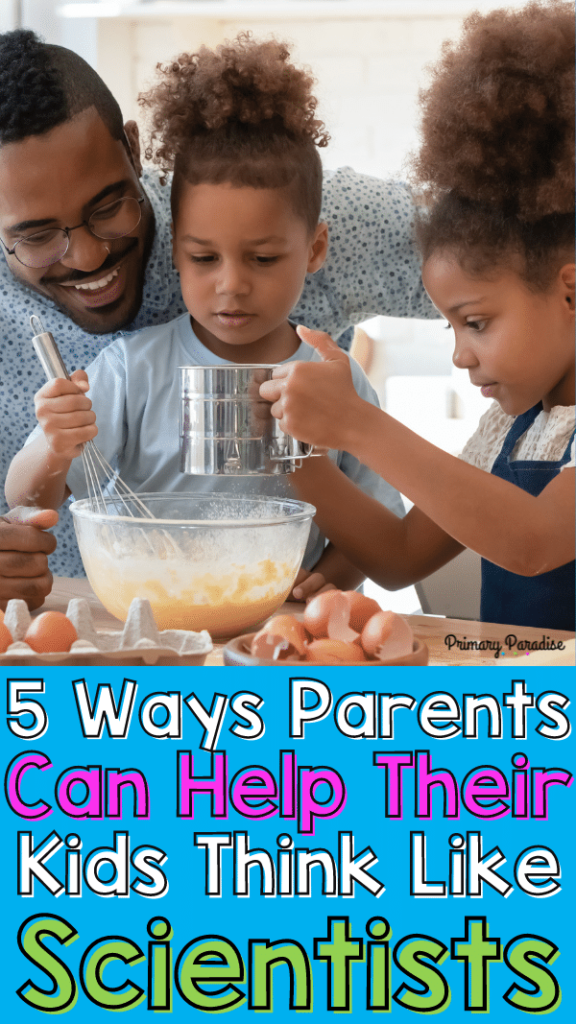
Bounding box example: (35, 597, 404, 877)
(172, 181, 328, 363)
(423, 253, 576, 416)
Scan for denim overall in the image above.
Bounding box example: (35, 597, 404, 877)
(481, 402, 575, 631)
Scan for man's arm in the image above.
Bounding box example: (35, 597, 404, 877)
(293, 168, 440, 348)
(0, 507, 58, 610)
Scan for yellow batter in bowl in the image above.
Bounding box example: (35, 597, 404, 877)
(71, 493, 315, 638)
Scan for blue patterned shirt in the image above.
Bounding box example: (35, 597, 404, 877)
(1, 166, 437, 576)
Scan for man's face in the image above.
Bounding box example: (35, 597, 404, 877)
(0, 108, 154, 334)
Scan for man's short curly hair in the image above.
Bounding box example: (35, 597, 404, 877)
(412, 0, 575, 289)
(0, 29, 124, 145)
(139, 33, 329, 231)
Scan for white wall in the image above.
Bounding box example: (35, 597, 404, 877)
(60, 8, 466, 180)
(52, 1, 527, 179)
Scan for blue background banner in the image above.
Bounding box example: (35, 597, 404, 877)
(2, 665, 573, 1020)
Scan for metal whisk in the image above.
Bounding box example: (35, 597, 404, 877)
(30, 315, 155, 519)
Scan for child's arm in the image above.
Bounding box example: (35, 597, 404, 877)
(291, 455, 463, 589)
(289, 541, 366, 601)
(289, 456, 381, 595)
(5, 371, 97, 511)
(287, 356, 402, 598)
(261, 329, 575, 579)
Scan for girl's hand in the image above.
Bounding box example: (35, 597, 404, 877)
(259, 325, 363, 451)
(34, 370, 97, 461)
(288, 567, 336, 603)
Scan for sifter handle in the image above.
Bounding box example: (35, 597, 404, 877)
(30, 315, 70, 381)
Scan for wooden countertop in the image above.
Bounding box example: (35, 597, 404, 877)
(42, 578, 575, 667)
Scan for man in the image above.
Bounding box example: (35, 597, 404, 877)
(0, 29, 436, 603)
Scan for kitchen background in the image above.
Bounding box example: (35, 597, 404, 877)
(2, 0, 527, 616)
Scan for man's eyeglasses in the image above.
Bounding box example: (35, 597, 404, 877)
(0, 195, 145, 269)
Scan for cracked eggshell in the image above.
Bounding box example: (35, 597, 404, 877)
(306, 638, 366, 664)
(361, 610, 414, 660)
(303, 590, 344, 638)
(251, 615, 309, 659)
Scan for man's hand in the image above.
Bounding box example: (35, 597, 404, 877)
(35, 369, 97, 460)
(259, 326, 362, 451)
(288, 567, 336, 603)
(0, 507, 58, 610)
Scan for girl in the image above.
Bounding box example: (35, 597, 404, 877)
(6, 35, 404, 598)
(261, 0, 575, 630)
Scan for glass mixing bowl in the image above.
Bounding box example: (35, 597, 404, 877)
(70, 493, 315, 638)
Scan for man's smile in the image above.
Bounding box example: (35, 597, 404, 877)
(64, 267, 119, 291)
(69, 267, 124, 307)
(39, 239, 140, 312)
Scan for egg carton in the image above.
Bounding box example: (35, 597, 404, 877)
(0, 598, 213, 666)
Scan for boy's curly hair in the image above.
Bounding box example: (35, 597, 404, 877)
(412, 0, 574, 288)
(139, 33, 329, 230)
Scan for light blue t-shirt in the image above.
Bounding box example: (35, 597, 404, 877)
(4, 165, 435, 574)
(61, 314, 404, 572)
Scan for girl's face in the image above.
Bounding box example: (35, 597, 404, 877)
(423, 254, 575, 415)
(172, 181, 328, 363)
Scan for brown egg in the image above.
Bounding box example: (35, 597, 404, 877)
(303, 590, 344, 638)
(344, 591, 382, 632)
(0, 614, 12, 653)
(251, 615, 309, 660)
(25, 612, 78, 654)
(361, 610, 413, 660)
(306, 639, 366, 664)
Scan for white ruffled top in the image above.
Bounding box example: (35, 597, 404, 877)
(459, 401, 576, 472)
